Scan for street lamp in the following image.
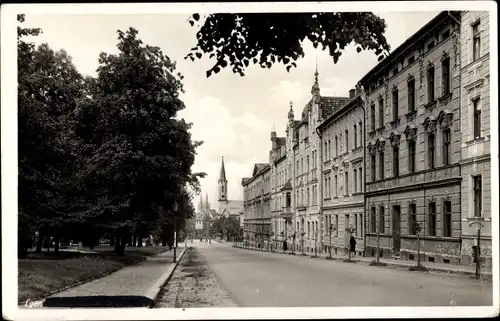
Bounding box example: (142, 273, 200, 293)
(469, 217, 485, 279)
(313, 229, 318, 258)
(328, 223, 337, 259)
(300, 227, 306, 256)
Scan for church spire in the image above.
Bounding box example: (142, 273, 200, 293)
(311, 57, 320, 96)
(219, 156, 227, 181)
(205, 193, 210, 210)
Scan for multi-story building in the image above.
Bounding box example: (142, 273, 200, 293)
(290, 71, 350, 253)
(360, 11, 463, 264)
(459, 11, 492, 267)
(270, 127, 290, 249)
(242, 163, 271, 246)
(317, 88, 366, 256)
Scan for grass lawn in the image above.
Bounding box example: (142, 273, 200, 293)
(18, 246, 169, 303)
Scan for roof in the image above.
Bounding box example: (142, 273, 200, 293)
(359, 11, 460, 86)
(252, 163, 269, 176)
(320, 97, 351, 119)
(277, 137, 286, 147)
(317, 96, 362, 132)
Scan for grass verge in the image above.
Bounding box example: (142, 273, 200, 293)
(18, 246, 168, 303)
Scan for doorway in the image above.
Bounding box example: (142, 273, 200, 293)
(392, 205, 401, 254)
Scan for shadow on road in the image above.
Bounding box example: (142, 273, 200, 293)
(43, 295, 153, 308)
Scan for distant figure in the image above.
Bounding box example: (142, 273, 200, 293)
(350, 235, 357, 257)
(283, 240, 288, 251)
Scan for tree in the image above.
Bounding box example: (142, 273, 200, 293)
(73, 27, 205, 255)
(17, 14, 86, 257)
(185, 13, 391, 77)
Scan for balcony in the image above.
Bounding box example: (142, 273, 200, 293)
(281, 206, 293, 221)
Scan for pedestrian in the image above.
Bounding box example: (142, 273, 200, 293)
(350, 234, 357, 257)
(283, 240, 288, 251)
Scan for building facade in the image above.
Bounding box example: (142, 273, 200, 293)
(242, 163, 271, 246)
(361, 11, 463, 264)
(317, 89, 366, 256)
(459, 11, 492, 267)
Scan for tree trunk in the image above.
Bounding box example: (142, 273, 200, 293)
(161, 239, 167, 247)
(117, 239, 126, 256)
(128, 235, 133, 247)
(114, 235, 121, 253)
(137, 236, 143, 247)
(54, 236, 60, 253)
(109, 237, 115, 246)
(36, 235, 43, 253)
(132, 235, 137, 247)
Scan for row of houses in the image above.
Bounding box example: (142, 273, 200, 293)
(241, 11, 492, 267)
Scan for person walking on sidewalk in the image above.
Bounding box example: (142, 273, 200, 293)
(350, 234, 357, 257)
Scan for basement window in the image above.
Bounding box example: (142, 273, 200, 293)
(409, 254, 415, 261)
(443, 258, 450, 264)
(428, 256, 435, 263)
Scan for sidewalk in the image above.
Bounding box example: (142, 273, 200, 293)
(233, 244, 493, 279)
(41, 246, 186, 308)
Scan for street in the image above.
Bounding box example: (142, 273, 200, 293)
(193, 242, 492, 307)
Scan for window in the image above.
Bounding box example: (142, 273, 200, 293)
(371, 154, 376, 182)
(328, 140, 332, 159)
(307, 187, 310, 205)
(408, 78, 416, 112)
(354, 169, 357, 192)
(442, 56, 450, 95)
(359, 122, 363, 146)
(409, 203, 417, 235)
(324, 141, 328, 161)
(324, 178, 328, 199)
(473, 175, 482, 217)
(428, 41, 435, 51)
(473, 22, 481, 61)
(473, 98, 481, 139)
(428, 133, 435, 169)
(327, 177, 331, 197)
(379, 206, 385, 233)
(393, 145, 400, 177)
(408, 140, 416, 173)
(443, 129, 451, 166)
(371, 207, 377, 233)
(334, 175, 338, 197)
(307, 155, 310, 172)
(428, 202, 436, 236)
(359, 168, 362, 191)
(379, 151, 385, 180)
(343, 130, 348, 152)
(408, 55, 415, 64)
(354, 125, 357, 148)
(335, 215, 339, 237)
(379, 98, 384, 128)
(427, 66, 435, 102)
(371, 104, 376, 131)
(442, 29, 450, 40)
(392, 88, 399, 121)
(335, 136, 338, 156)
(393, 67, 399, 77)
(345, 172, 349, 195)
(443, 201, 452, 237)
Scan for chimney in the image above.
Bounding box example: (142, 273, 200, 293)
(349, 89, 356, 99)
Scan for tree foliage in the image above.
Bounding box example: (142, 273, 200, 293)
(186, 13, 391, 77)
(17, 16, 204, 256)
(212, 216, 241, 240)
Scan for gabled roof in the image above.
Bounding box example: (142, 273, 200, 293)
(241, 177, 250, 185)
(252, 163, 268, 176)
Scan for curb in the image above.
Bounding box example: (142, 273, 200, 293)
(18, 256, 147, 306)
(232, 245, 492, 279)
(147, 247, 187, 307)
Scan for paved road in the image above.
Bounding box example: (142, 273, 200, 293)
(194, 242, 492, 307)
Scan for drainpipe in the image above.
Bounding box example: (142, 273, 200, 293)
(449, 10, 463, 261)
(316, 126, 324, 252)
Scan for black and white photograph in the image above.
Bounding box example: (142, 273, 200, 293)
(1, 1, 498, 320)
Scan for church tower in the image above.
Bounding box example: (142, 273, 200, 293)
(218, 156, 228, 203)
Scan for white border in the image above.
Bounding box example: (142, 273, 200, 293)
(1, 2, 498, 320)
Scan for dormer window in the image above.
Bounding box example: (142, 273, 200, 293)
(428, 41, 435, 51)
(442, 29, 450, 40)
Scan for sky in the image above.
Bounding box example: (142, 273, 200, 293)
(22, 10, 440, 209)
